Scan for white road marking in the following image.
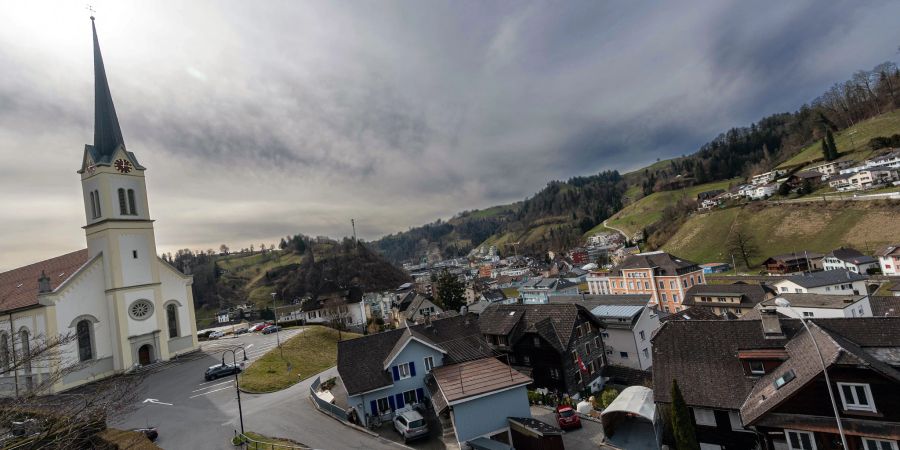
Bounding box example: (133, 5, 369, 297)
(142, 398, 173, 406)
(192, 380, 233, 392)
(189, 386, 234, 399)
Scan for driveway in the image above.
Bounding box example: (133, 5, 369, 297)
(112, 328, 399, 449)
(530, 406, 605, 450)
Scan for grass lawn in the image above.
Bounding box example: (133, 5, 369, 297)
(502, 287, 520, 298)
(778, 109, 900, 169)
(239, 326, 361, 393)
(235, 431, 308, 449)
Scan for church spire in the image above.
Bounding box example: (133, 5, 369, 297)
(91, 16, 125, 158)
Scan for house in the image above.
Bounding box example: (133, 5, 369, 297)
(479, 303, 607, 396)
(828, 172, 854, 191)
(822, 247, 879, 274)
(749, 182, 779, 199)
(842, 166, 899, 191)
(699, 262, 731, 274)
(787, 170, 824, 189)
(875, 245, 900, 275)
(466, 289, 509, 315)
(865, 149, 900, 168)
(337, 314, 495, 431)
(518, 277, 579, 304)
(809, 159, 854, 176)
(653, 310, 900, 449)
(301, 289, 368, 331)
(871, 296, 900, 316)
(696, 189, 726, 211)
(600, 251, 706, 313)
(763, 251, 824, 274)
(682, 283, 776, 318)
(759, 293, 872, 318)
(549, 294, 657, 370)
(750, 169, 787, 185)
(657, 306, 723, 322)
(772, 269, 868, 296)
(427, 357, 532, 447)
(392, 292, 443, 327)
(586, 270, 612, 295)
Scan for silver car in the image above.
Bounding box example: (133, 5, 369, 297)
(393, 410, 429, 443)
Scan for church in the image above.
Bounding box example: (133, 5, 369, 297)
(0, 18, 199, 395)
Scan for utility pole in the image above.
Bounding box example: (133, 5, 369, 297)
(270, 292, 283, 360)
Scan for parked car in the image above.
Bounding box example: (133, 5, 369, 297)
(234, 328, 249, 335)
(205, 363, 240, 381)
(208, 331, 225, 340)
(262, 325, 281, 335)
(393, 409, 429, 443)
(250, 323, 267, 332)
(132, 427, 159, 442)
(555, 405, 581, 430)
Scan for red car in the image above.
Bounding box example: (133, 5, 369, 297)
(555, 405, 582, 430)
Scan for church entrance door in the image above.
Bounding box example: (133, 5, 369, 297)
(138, 344, 153, 365)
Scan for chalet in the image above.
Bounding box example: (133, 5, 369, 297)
(828, 172, 854, 191)
(683, 283, 775, 318)
(479, 303, 606, 396)
(763, 252, 824, 274)
(391, 292, 443, 327)
(696, 189, 726, 211)
(653, 311, 900, 449)
(772, 269, 868, 296)
(759, 293, 872, 318)
(823, 247, 879, 274)
(875, 244, 900, 275)
(301, 289, 367, 331)
(845, 166, 899, 190)
(787, 170, 824, 189)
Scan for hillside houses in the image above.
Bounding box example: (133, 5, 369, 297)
(822, 247, 879, 274)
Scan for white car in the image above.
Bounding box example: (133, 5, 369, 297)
(208, 331, 225, 339)
(393, 409, 428, 443)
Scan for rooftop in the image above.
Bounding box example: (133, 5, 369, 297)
(430, 357, 531, 405)
(611, 252, 699, 277)
(762, 293, 867, 309)
(776, 268, 867, 288)
(590, 304, 645, 320)
(0, 249, 90, 313)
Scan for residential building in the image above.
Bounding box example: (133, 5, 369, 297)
(586, 270, 612, 295)
(479, 303, 607, 396)
(653, 311, 900, 449)
(657, 306, 723, 322)
(696, 189, 726, 211)
(772, 269, 868, 296)
(682, 283, 776, 318)
(871, 296, 900, 316)
(749, 182, 779, 199)
(763, 252, 824, 274)
(518, 277, 579, 304)
(301, 289, 367, 331)
(809, 159, 854, 176)
(786, 170, 825, 189)
(550, 294, 657, 370)
(866, 149, 900, 168)
(392, 293, 443, 327)
(760, 293, 872, 318)
(875, 245, 900, 275)
(828, 172, 854, 191)
(750, 169, 787, 185)
(846, 166, 899, 190)
(600, 251, 706, 313)
(700, 262, 731, 274)
(822, 247, 879, 274)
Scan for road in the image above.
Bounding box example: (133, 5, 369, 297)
(112, 329, 399, 450)
(530, 406, 605, 450)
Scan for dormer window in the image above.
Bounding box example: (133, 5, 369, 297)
(749, 361, 765, 375)
(837, 382, 876, 412)
(773, 369, 796, 389)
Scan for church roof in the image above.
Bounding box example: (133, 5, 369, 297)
(0, 250, 90, 313)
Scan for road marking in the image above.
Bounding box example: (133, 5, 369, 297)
(192, 380, 233, 392)
(189, 386, 233, 399)
(142, 398, 173, 406)
(245, 344, 253, 350)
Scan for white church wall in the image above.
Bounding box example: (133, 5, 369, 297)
(159, 262, 193, 339)
(118, 234, 154, 287)
(53, 259, 113, 366)
(124, 287, 159, 337)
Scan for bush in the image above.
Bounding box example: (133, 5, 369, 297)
(593, 388, 619, 410)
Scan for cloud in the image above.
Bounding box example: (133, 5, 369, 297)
(2, 0, 900, 269)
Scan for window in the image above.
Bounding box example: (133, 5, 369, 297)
(424, 356, 434, 372)
(129, 300, 154, 320)
(533, 336, 541, 347)
(606, 349, 612, 355)
(127, 189, 137, 215)
(77, 320, 93, 361)
(585, 342, 591, 356)
(693, 408, 716, 426)
(550, 368, 560, 380)
(837, 383, 876, 412)
(118, 188, 127, 215)
(572, 350, 578, 364)
(785, 430, 816, 450)
(620, 351, 628, 358)
(863, 438, 899, 450)
(498, 335, 508, 346)
(639, 330, 646, 341)
(628, 282, 634, 290)
(669, 281, 675, 289)
(522, 355, 531, 365)
(673, 294, 679, 303)
(661, 293, 667, 302)
(93, 190, 101, 217)
(780, 287, 788, 292)
(0, 333, 9, 368)
(167, 304, 179, 338)
(601, 331, 609, 338)
(403, 389, 417, 405)
(658, 281, 664, 289)
(682, 279, 687, 288)
(594, 337, 601, 349)
(643, 282, 649, 290)
(802, 311, 814, 318)
(89, 191, 98, 218)
(397, 362, 411, 379)
(376, 397, 390, 413)
(795, 288, 803, 293)
(132, 250, 138, 259)
(774, 370, 796, 389)
(749, 361, 765, 375)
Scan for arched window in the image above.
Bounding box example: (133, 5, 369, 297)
(118, 188, 127, 215)
(0, 333, 9, 369)
(19, 329, 32, 390)
(77, 320, 93, 362)
(89, 191, 97, 218)
(127, 189, 137, 215)
(94, 189, 101, 217)
(167, 304, 179, 338)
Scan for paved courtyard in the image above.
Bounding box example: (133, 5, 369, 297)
(530, 405, 606, 450)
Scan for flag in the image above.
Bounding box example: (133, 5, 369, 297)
(576, 354, 588, 372)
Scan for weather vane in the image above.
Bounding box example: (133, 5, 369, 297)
(86, 4, 95, 20)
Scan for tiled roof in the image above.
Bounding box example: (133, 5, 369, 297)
(776, 269, 867, 288)
(874, 245, 900, 257)
(602, 364, 652, 387)
(658, 307, 722, 322)
(683, 283, 773, 307)
(828, 247, 877, 265)
(479, 303, 600, 349)
(430, 357, 531, 405)
(550, 294, 651, 308)
(611, 252, 699, 277)
(761, 293, 866, 309)
(871, 296, 900, 317)
(0, 249, 90, 313)
(764, 252, 824, 263)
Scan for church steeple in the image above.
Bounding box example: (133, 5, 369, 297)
(91, 16, 125, 159)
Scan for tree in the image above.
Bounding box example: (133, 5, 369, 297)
(670, 379, 699, 450)
(435, 269, 465, 312)
(727, 228, 758, 270)
(219, 244, 229, 255)
(778, 181, 791, 196)
(824, 128, 839, 160)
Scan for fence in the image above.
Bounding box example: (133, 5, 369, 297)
(309, 376, 348, 421)
(233, 431, 310, 450)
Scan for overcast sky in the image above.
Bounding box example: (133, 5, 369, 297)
(2, 0, 900, 270)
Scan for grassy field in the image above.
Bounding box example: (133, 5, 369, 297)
(778, 109, 900, 169)
(239, 326, 361, 393)
(605, 178, 741, 237)
(663, 201, 900, 268)
(235, 432, 308, 449)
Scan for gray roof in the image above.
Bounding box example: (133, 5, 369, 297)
(827, 247, 877, 265)
(683, 283, 773, 307)
(762, 293, 866, 309)
(777, 269, 867, 288)
(550, 294, 651, 308)
(590, 304, 644, 320)
(611, 252, 699, 277)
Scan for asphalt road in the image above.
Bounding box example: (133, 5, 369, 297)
(112, 328, 400, 450)
(530, 406, 606, 450)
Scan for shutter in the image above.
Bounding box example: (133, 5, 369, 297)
(388, 395, 396, 411)
(416, 388, 424, 402)
(370, 400, 378, 415)
(396, 393, 405, 409)
(392, 366, 400, 381)
(409, 361, 416, 377)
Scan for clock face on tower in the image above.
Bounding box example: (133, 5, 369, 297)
(114, 159, 133, 173)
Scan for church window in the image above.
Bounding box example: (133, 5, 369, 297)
(89, 191, 97, 218)
(118, 188, 127, 215)
(127, 189, 137, 215)
(132, 250, 138, 259)
(167, 304, 179, 338)
(77, 320, 93, 361)
(94, 190, 101, 217)
(0, 333, 9, 369)
(129, 300, 154, 320)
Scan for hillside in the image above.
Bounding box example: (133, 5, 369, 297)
(663, 201, 900, 268)
(778, 109, 900, 169)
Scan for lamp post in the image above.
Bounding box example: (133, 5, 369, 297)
(270, 292, 284, 359)
(773, 298, 848, 448)
(222, 347, 249, 436)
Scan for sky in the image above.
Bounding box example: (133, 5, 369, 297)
(2, 0, 900, 270)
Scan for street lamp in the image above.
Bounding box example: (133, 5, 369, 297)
(270, 292, 284, 359)
(773, 298, 848, 448)
(222, 347, 250, 436)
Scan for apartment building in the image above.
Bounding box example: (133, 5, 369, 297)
(595, 251, 705, 313)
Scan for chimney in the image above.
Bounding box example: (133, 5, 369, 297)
(759, 307, 784, 339)
(37, 270, 52, 294)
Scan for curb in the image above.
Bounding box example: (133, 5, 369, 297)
(306, 395, 413, 450)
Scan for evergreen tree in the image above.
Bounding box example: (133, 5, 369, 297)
(670, 379, 699, 450)
(435, 269, 465, 312)
(825, 128, 838, 157)
(821, 139, 832, 161)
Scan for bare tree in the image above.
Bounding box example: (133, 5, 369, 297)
(322, 297, 352, 341)
(727, 229, 758, 270)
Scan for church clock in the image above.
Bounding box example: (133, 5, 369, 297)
(114, 158, 133, 173)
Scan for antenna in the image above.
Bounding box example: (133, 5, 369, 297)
(351, 219, 357, 245)
(86, 4, 96, 19)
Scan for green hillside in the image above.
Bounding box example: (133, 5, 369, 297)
(778, 109, 900, 169)
(603, 178, 740, 237)
(663, 201, 900, 268)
